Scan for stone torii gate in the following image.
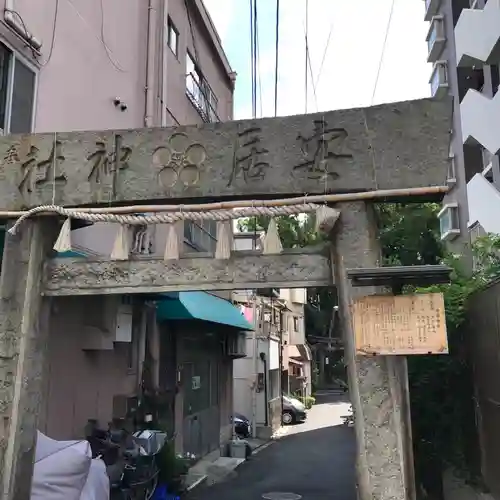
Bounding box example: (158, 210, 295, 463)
(0, 98, 451, 500)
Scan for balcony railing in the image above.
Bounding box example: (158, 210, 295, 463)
(186, 73, 220, 123)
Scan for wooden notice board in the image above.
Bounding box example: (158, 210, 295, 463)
(352, 293, 448, 355)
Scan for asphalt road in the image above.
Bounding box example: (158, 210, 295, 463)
(187, 391, 357, 500)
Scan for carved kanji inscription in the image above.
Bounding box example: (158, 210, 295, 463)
(228, 126, 270, 187)
(16, 140, 67, 198)
(87, 136, 131, 185)
(294, 119, 353, 181)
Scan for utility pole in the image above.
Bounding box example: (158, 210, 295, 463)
(279, 309, 284, 426)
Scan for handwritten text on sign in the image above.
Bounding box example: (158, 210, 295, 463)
(352, 293, 448, 355)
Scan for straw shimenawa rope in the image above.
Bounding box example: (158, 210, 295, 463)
(7, 203, 320, 235)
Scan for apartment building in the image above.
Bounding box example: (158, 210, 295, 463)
(0, 0, 249, 460)
(232, 232, 312, 435)
(425, 0, 500, 254)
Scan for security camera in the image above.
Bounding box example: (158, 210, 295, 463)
(113, 97, 121, 107)
(333, 305, 339, 311)
(119, 103, 128, 112)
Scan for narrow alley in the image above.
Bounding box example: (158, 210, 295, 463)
(187, 392, 356, 500)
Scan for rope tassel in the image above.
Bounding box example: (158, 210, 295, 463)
(53, 218, 72, 253)
(315, 205, 340, 234)
(215, 220, 233, 260)
(111, 224, 130, 260)
(164, 222, 182, 261)
(262, 218, 283, 255)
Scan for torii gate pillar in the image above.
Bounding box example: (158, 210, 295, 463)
(332, 201, 416, 500)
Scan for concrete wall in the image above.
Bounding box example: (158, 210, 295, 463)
(3, 0, 147, 133)
(39, 296, 139, 440)
(443, 469, 494, 500)
(233, 334, 276, 425)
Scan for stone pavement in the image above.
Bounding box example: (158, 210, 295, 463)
(186, 391, 356, 500)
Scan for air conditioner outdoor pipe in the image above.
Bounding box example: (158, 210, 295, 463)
(144, 0, 156, 127)
(4, 0, 42, 50)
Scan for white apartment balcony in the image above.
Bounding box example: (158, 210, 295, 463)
(424, 0, 442, 22)
(430, 61, 449, 99)
(427, 16, 446, 63)
(461, 89, 500, 154)
(467, 173, 500, 234)
(455, 0, 500, 66)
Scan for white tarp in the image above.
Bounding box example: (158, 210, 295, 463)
(31, 431, 109, 500)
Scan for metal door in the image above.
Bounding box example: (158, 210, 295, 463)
(183, 358, 220, 458)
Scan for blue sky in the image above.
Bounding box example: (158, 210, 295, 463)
(203, 0, 431, 119)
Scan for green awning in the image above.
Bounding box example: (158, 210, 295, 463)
(156, 291, 253, 331)
(57, 250, 86, 258)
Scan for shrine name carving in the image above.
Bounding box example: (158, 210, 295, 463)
(0, 98, 451, 210)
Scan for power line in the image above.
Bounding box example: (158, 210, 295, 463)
(371, 0, 395, 105)
(250, 0, 258, 119)
(39, 0, 59, 67)
(255, 0, 263, 117)
(305, 33, 318, 112)
(304, 0, 309, 114)
(274, 0, 280, 117)
(314, 21, 333, 90)
(99, 0, 127, 72)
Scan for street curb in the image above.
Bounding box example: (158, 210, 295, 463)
(185, 439, 277, 493)
(185, 474, 208, 492)
(251, 440, 274, 456)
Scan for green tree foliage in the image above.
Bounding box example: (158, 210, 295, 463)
(377, 206, 500, 494)
(239, 206, 500, 493)
(237, 214, 335, 340)
(376, 203, 444, 266)
(237, 214, 320, 249)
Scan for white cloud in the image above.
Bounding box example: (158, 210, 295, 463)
(205, 0, 431, 120)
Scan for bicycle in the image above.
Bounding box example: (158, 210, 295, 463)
(88, 425, 164, 500)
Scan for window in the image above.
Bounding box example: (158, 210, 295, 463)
(167, 17, 179, 57)
(0, 43, 36, 134)
(426, 16, 445, 63)
(184, 220, 216, 252)
(430, 61, 449, 99)
(293, 316, 299, 332)
(438, 203, 460, 241)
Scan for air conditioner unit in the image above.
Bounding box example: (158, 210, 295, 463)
(225, 332, 246, 358)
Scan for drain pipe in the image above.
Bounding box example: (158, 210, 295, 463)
(160, 0, 168, 126)
(144, 0, 156, 127)
(4, 0, 42, 50)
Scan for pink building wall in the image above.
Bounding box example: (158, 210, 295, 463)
(0, 0, 235, 441)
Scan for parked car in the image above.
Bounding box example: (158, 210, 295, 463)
(231, 413, 251, 438)
(282, 395, 307, 425)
